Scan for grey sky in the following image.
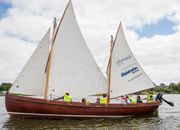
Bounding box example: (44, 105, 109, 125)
(0, 0, 180, 85)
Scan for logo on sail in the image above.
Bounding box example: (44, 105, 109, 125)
(116, 55, 132, 66)
(121, 67, 139, 77)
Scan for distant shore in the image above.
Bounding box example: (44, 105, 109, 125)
(135, 83, 180, 95)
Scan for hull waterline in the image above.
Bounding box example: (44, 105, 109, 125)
(5, 93, 160, 119)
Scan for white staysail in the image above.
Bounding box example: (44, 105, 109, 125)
(110, 24, 155, 98)
(9, 29, 50, 96)
(48, 1, 107, 100)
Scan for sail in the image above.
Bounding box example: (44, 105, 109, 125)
(48, 1, 107, 100)
(9, 29, 50, 96)
(110, 24, 155, 98)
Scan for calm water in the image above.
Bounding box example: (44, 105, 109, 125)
(0, 95, 180, 130)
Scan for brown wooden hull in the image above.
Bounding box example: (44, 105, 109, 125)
(5, 93, 160, 119)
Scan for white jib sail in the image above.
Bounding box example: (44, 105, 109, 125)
(9, 29, 50, 96)
(110, 24, 155, 98)
(48, 1, 107, 100)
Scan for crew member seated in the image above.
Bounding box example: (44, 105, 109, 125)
(81, 98, 90, 105)
(96, 98, 100, 104)
(128, 95, 137, 104)
(100, 94, 107, 105)
(136, 95, 143, 103)
(63, 92, 71, 103)
(147, 91, 154, 103)
(82, 98, 86, 103)
(53, 92, 71, 103)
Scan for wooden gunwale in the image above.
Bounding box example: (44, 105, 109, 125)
(6, 93, 160, 108)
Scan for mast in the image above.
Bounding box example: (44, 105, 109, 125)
(44, 17, 57, 99)
(107, 35, 114, 103)
(44, 1, 71, 99)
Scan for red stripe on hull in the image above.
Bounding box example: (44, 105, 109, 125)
(5, 93, 160, 119)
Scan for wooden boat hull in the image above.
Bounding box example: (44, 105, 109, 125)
(5, 93, 160, 119)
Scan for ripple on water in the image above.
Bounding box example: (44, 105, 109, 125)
(2, 115, 165, 130)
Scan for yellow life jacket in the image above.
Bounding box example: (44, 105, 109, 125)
(129, 96, 137, 104)
(147, 94, 153, 103)
(100, 97, 107, 104)
(63, 94, 71, 102)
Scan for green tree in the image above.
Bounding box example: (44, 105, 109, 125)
(0, 83, 12, 91)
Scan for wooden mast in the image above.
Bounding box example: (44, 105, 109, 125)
(44, 1, 71, 99)
(44, 17, 57, 99)
(107, 35, 113, 103)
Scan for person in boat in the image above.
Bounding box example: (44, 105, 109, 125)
(63, 92, 72, 102)
(81, 98, 90, 105)
(96, 98, 100, 104)
(53, 92, 72, 103)
(82, 98, 86, 103)
(125, 95, 131, 104)
(136, 95, 143, 103)
(147, 91, 154, 103)
(118, 95, 128, 104)
(100, 94, 107, 105)
(128, 95, 137, 104)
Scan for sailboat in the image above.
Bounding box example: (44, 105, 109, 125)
(5, 1, 160, 119)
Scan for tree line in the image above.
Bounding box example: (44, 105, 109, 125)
(0, 83, 12, 92)
(136, 82, 180, 94)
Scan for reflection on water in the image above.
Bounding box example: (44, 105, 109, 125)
(3, 115, 162, 130)
(1, 95, 180, 130)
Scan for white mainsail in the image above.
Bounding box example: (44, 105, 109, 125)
(48, 1, 107, 100)
(9, 29, 50, 96)
(109, 24, 155, 98)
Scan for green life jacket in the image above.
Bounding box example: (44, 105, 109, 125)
(100, 97, 107, 104)
(147, 94, 153, 103)
(64, 94, 71, 102)
(129, 96, 137, 104)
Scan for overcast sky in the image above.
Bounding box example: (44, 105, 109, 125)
(0, 0, 180, 85)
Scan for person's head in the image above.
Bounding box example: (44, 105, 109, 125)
(137, 95, 141, 99)
(103, 94, 107, 98)
(82, 98, 86, 103)
(96, 98, 100, 103)
(126, 95, 129, 98)
(65, 92, 69, 96)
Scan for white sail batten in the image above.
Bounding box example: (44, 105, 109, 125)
(9, 29, 50, 96)
(48, 1, 107, 100)
(110, 24, 155, 98)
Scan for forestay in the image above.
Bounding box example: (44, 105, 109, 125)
(48, 1, 107, 100)
(9, 29, 50, 96)
(110, 24, 155, 98)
